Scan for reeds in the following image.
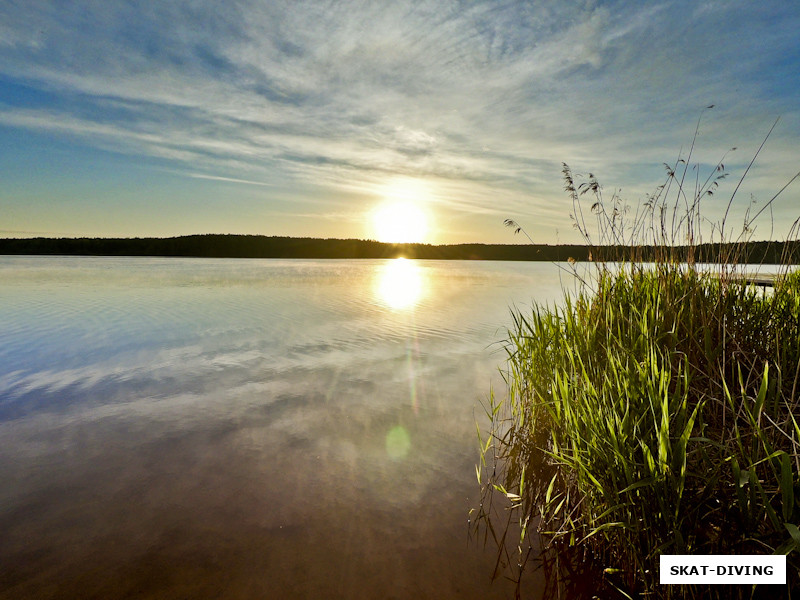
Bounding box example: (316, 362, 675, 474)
(474, 116, 800, 599)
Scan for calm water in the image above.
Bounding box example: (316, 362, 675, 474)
(0, 256, 570, 599)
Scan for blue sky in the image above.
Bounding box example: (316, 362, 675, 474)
(0, 0, 798, 244)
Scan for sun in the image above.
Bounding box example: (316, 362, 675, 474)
(372, 202, 428, 244)
(370, 178, 432, 244)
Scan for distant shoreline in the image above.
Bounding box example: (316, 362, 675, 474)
(0, 234, 798, 263)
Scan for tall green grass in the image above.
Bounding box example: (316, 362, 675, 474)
(473, 118, 800, 599)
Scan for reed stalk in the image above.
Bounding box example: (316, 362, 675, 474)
(473, 115, 800, 599)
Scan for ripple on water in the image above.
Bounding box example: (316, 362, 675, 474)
(0, 257, 566, 599)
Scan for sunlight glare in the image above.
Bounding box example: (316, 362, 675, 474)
(376, 258, 424, 310)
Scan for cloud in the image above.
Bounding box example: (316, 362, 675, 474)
(0, 0, 798, 242)
(187, 173, 275, 188)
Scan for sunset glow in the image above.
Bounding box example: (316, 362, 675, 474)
(0, 3, 797, 243)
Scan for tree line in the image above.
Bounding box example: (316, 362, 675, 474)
(0, 234, 798, 263)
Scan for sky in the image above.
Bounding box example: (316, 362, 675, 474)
(0, 0, 798, 245)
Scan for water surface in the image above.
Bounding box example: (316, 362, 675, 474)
(0, 257, 569, 599)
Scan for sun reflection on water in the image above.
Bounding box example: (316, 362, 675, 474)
(375, 258, 425, 310)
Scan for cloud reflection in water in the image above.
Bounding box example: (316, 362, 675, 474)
(0, 257, 570, 599)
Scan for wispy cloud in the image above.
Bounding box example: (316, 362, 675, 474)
(0, 1, 798, 242)
(187, 173, 275, 188)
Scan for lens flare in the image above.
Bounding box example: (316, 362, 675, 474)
(385, 426, 411, 460)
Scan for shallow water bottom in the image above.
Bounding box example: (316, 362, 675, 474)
(0, 257, 566, 599)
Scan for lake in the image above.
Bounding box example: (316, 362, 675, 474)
(0, 256, 572, 599)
